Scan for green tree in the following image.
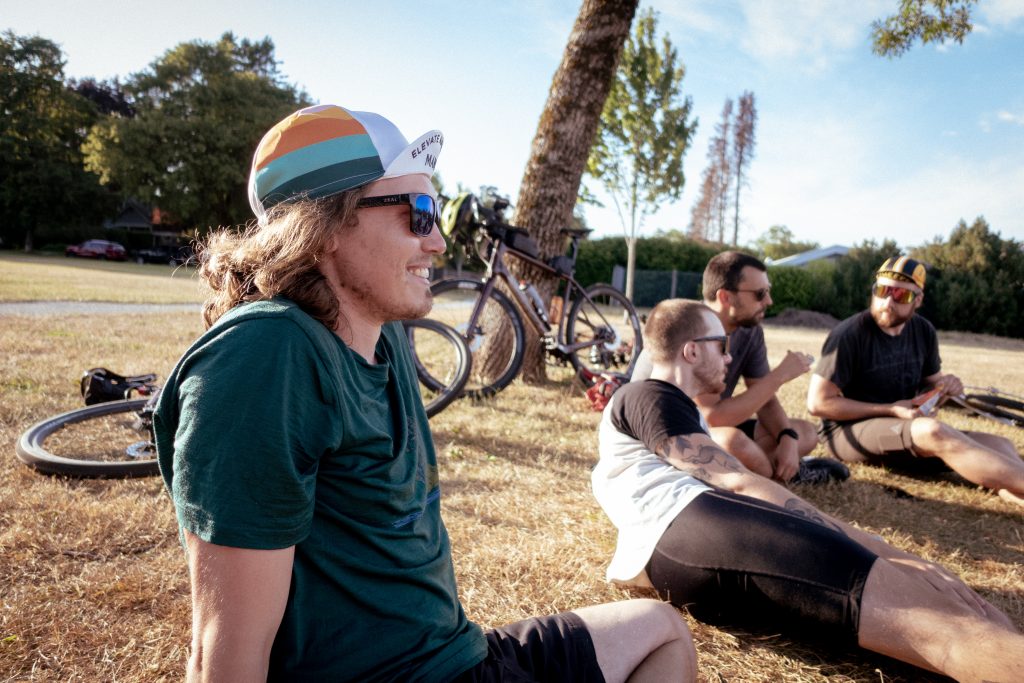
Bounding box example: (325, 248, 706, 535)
(753, 225, 820, 261)
(912, 217, 1024, 337)
(586, 8, 696, 303)
(872, 0, 978, 57)
(84, 32, 306, 232)
(0, 31, 116, 250)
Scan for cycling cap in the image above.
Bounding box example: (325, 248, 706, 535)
(876, 256, 926, 289)
(248, 104, 443, 224)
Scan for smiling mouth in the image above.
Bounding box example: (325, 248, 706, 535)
(409, 267, 430, 279)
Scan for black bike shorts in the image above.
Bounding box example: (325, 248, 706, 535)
(451, 611, 604, 683)
(646, 489, 878, 645)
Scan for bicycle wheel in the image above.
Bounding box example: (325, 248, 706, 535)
(15, 399, 159, 477)
(962, 394, 1024, 426)
(565, 283, 643, 385)
(429, 278, 525, 399)
(403, 318, 471, 417)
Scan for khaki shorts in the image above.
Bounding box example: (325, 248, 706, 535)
(821, 417, 916, 462)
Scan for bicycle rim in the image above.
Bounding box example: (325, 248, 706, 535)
(429, 278, 525, 398)
(403, 318, 471, 417)
(962, 395, 1024, 427)
(566, 284, 643, 384)
(16, 399, 159, 477)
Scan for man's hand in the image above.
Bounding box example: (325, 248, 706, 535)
(934, 373, 964, 398)
(775, 351, 813, 383)
(771, 435, 800, 483)
(890, 400, 922, 420)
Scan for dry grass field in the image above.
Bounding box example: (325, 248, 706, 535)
(1, 253, 1022, 682)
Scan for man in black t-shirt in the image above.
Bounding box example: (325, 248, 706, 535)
(808, 257, 1024, 508)
(595, 298, 1024, 681)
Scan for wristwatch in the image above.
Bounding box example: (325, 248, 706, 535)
(776, 428, 799, 444)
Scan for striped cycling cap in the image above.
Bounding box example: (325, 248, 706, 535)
(248, 104, 443, 223)
(876, 256, 926, 289)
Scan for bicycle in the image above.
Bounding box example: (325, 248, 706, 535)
(15, 321, 471, 478)
(424, 192, 643, 399)
(948, 386, 1024, 427)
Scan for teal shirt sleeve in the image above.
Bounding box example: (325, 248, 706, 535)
(167, 315, 342, 549)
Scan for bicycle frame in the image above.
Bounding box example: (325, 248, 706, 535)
(462, 230, 608, 361)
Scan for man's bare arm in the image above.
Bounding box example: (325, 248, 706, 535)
(185, 531, 294, 682)
(698, 351, 811, 427)
(807, 373, 921, 422)
(656, 432, 845, 535)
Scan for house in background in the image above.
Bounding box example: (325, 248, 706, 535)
(104, 199, 185, 247)
(766, 244, 849, 267)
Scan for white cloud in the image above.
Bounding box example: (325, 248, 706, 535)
(981, 0, 1024, 27)
(733, 0, 888, 72)
(746, 139, 1024, 248)
(997, 110, 1024, 126)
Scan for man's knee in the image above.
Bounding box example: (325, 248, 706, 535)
(909, 417, 968, 454)
(792, 419, 819, 456)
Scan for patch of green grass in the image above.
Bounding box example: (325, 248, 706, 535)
(0, 252, 207, 303)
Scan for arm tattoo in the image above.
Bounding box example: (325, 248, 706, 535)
(783, 498, 846, 535)
(656, 434, 743, 484)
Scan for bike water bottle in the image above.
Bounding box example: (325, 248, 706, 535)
(519, 281, 550, 324)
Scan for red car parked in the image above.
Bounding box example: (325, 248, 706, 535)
(65, 239, 128, 261)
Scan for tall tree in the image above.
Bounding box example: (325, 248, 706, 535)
(585, 8, 696, 303)
(689, 98, 732, 243)
(872, 0, 979, 57)
(83, 32, 305, 232)
(478, 0, 637, 383)
(0, 31, 115, 249)
(731, 91, 757, 246)
(711, 99, 732, 243)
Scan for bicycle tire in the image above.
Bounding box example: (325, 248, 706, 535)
(403, 318, 472, 417)
(15, 399, 159, 478)
(565, 283, 643, 385)
(962, 394, 1024, 426)
(429, 278, 526, 398)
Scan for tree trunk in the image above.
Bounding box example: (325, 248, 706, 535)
(625, 236, 637, 302)
(503, 0, 639, 383)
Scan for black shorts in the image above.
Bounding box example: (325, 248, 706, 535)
(451, 611, 604, 683)
(737, 418, 758, 440)
(646, 489, 877, 645)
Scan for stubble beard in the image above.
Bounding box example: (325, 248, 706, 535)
(871, 302, 913, 330)
(694, 359, 726, 396)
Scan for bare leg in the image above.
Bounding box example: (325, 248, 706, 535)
(858, 558, 1024, 681)
(709, 426, 772, 477)
(574, 599, 696, 683)
(910, 418, 1024, 505)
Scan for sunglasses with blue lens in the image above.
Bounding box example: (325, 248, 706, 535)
(356, 193, 439, 236)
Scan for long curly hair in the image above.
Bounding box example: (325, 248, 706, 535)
(198, 187, 366, 331)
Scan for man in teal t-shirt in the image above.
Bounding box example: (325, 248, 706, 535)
(155, 103, 696, 682)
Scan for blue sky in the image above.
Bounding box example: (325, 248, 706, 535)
(6, 0, 1024, 250)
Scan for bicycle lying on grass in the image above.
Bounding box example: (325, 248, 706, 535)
(15, 320, 471, 478)
(421, 192, 643, 400)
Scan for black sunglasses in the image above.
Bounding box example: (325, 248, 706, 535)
(355, 193, 439, 236)
(730, 287, 771, 302)
(691, 335, 729, 355)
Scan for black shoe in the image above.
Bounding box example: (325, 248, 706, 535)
(790, 457, 850, 485)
